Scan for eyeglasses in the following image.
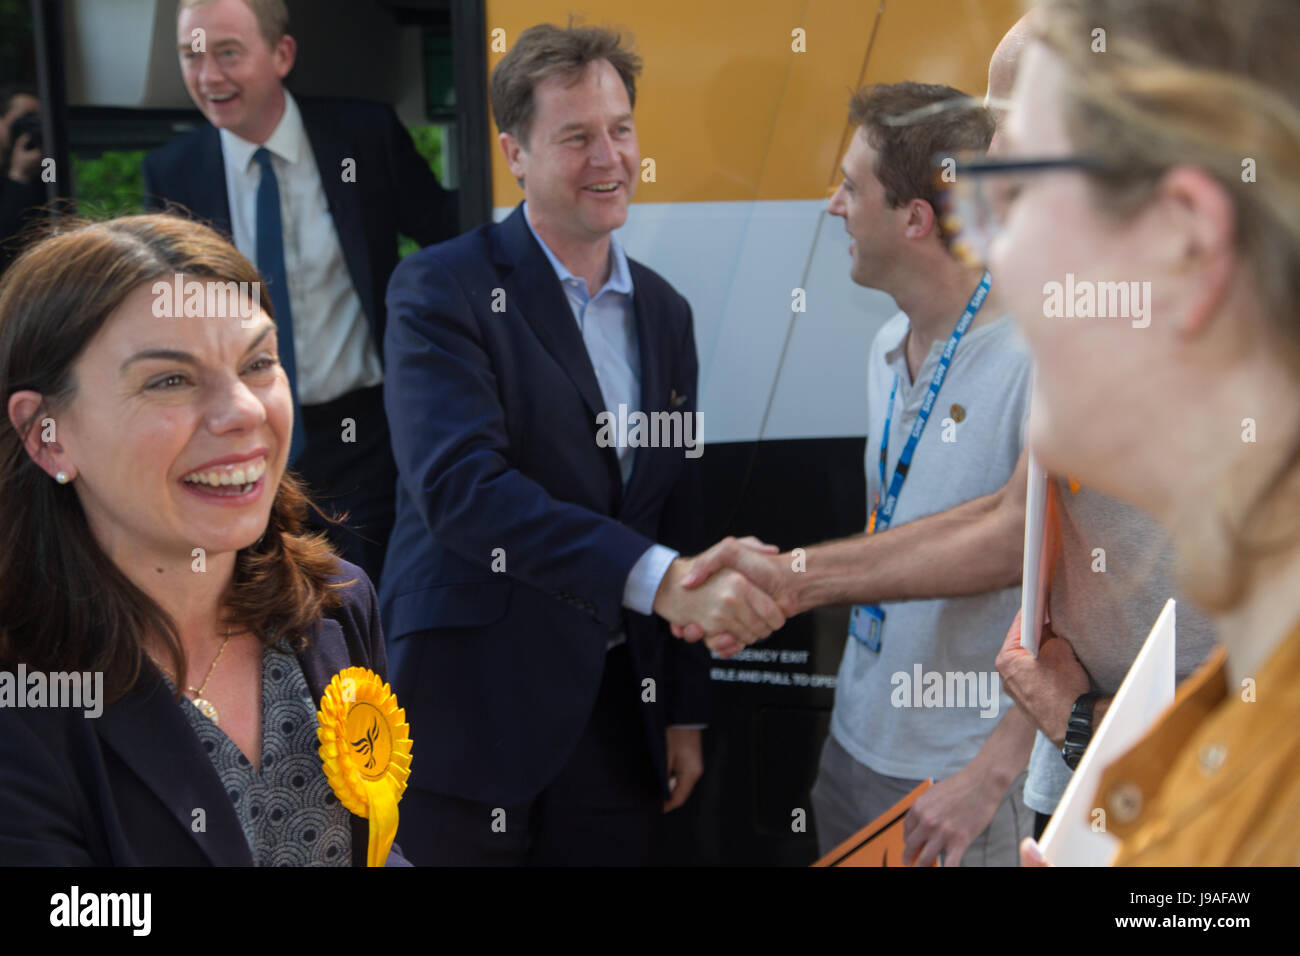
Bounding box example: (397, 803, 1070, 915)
(931, 153, 1111, 268)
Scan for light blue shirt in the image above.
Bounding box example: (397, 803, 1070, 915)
(522, 204, 678, 625)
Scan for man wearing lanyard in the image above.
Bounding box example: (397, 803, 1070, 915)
(680, 82, 1035, 864)
(818, 81, 1034, 866)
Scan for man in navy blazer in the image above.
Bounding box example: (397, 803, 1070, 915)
(0, 564, 409, 866)
(142, 0, 457, 590)
(381, 24, 785, 865)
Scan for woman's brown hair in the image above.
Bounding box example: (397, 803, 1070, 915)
(1038, 0, 1300, 610)
(0, 214, 350, 703)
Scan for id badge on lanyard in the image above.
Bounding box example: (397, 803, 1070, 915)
(849, 270, 992, 651)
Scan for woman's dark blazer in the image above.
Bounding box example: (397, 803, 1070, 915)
(0, 560, 410, 866)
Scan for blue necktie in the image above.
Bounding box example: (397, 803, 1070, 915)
(253, 147, 307, 462)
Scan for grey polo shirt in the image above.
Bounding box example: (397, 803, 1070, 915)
(830, 310, 1032, 781)
(1022, 484, 1219, 814)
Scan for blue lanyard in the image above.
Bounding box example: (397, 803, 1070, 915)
(871, 270, 992, 533)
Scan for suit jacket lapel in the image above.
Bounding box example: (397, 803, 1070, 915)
(494, 206, 622, 485)
(299, 99, 376, 329)
(296, 614, 372, 866)
(195, 124, 232, 237)
(622, 277, 667, 507)
(296, 615, 351, 704)
(96, 673, 251, 865)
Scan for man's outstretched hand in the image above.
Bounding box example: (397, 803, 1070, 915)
(653, 539, 786, 653)
(661, 536, 797, 657)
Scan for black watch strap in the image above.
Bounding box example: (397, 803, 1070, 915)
(1062, 692, 1100, 770)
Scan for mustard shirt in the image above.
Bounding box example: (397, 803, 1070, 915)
(1095, 620, 1300, 865)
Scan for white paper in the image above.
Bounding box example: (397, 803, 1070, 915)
(1040, 598, 1177, 866)
(1019, 453, 1050, 656)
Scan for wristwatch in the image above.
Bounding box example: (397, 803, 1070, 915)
(1061, 692, 1100, 770)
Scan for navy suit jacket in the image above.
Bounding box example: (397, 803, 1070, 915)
(141, 95, 458, 358)
(381, 204, 710, 807)
(0, 561, 409, 866)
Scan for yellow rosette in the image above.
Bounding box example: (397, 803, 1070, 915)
(317, 667, 412, 867)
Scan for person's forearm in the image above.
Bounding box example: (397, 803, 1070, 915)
(789, 488, 1023, 613)
(966, 703, 1036, 793)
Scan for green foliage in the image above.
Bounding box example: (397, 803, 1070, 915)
(410, 125, 445, 179)
(73, 151, 146, 219)
(399, 125, 447, 259)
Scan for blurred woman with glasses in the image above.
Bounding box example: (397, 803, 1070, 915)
(962, 0, 1300, 865)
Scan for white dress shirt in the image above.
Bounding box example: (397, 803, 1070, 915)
(219, 90, 383, 406)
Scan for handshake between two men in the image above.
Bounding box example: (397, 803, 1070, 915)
(652, 536, 797, 658)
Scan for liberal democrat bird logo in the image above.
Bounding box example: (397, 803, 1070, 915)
(351, 717, 380, 770)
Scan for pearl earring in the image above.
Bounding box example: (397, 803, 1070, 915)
(55, 471, 70, 484)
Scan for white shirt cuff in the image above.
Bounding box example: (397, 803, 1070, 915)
(623, 544, 679, 615)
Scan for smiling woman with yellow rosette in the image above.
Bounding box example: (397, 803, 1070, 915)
(0, 214, 411, 866)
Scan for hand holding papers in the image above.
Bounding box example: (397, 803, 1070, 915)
(1039, 599, 1177, 866)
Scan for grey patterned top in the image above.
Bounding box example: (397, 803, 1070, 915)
(166, 639, 354, 866)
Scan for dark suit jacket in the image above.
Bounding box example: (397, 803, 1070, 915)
(380, 203, 710, 808)
(0, 560, 409, 866)
(0, 175, 47, 273)
(141, 95, 458, 359)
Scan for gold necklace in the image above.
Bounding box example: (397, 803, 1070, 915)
(151, 626, 234, 725)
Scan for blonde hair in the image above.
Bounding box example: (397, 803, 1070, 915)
(1039, 0, 1300, 609)
(179, 0, 289, 51)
